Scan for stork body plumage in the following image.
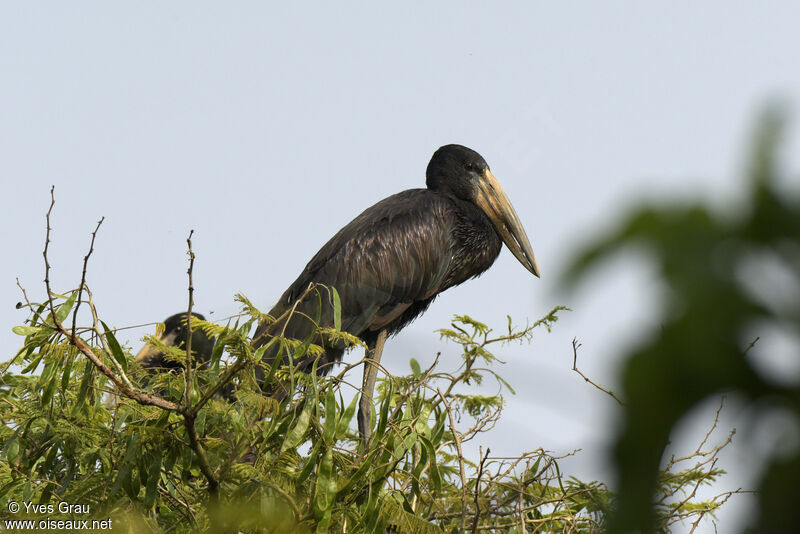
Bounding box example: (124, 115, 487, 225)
(253, 145, 540, 443)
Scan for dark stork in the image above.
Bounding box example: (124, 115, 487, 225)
(253, 144, 540, 444)
(135, 312, 215, 373)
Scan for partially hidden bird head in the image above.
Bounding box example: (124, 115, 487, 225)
(135, 312, 215, 371)
(426, 144, 541, 278)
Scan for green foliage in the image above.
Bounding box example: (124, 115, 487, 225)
(1, 179, 747, 532)
(3, 288, 736, 532)
(564, 107, 800, 532)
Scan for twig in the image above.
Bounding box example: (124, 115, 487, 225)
(85, 287, 136, 390)
(179, 230, 219, 495)
(72, 216, 104, 337)
(571, 338, 623, 405)
(471, 446, 490, 533)
(51, 311, 180, 411)
(159, 471, 198, 527)
(15, 278, 34, 315)
(687, 489, 743, 533)
(437, 387, 468, 533)
(39, 192, 179, 412)
(184, 230, 195, 409)
(518, 459, 529, 534)
(43, 186, 57, 321)
(183, 412, 218, 495)
(743, 336, 760, 355)
(189, 356, 247, 417)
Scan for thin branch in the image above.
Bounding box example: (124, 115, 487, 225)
(15, 278, 33, 313)
(471, 446, 490, 533)
(85, 287, 136, 390)
(438, 387, 468, 533)
(159, 470, 199, 527)
(178, 230, 219, 496)
(39, 200, 179, 412)
(571, 338, 623, 405)
(687, 489, 744, 533)
(743, 336, 760, 355)
(72, 216, 104, 337)
(189, 356, 247, 418)
(43, 186, 57, 321)
(183, 412, 218, 495)
(184, 230, 195, 410)
(518, 459, 529, 534)
(50, 313, 180, 411)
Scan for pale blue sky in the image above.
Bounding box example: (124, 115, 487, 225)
(3, 3, 800, 531)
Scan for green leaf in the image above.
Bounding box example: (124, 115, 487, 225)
(196, 409, 206, 436)
(282, 399, 314, 452)
(497, 375, 516, 395)
(420, 435, 441, 493)
(60, 353, 74, 393)
(331, 286, 342, 331)
(21, 351, 46, 374)
(375, 382, 392, 439)
(101, 321, 128, 373)
(37, 359, 56, 388)
(323, 388, 337, 445)
(41, 369, 58, 405)
(363, 485, 382, 533)
(336, 394, 359, 440)
(336, 449, 379, 498)
(409, 358, 422, 379)
(122, 464, 140, 500)
(313, 448, 336, 518)
(4, 435, 20, 464)
(110, 434, 140, 498)
(208, 329, 226, 371)
(144, 454, 163, 509)
(163, 447, 179, 475)
(28, 301, 48, 327)
(431, 410, 446, 445)
(296, 440, 322, 487)
(55, 291, 78, 324)
(315, 510, 332, 534)
(411, 441, 428, 496)
(73, 359, 94, 412)
(12, 325, 41, 336)
(403, 431, 418, 453)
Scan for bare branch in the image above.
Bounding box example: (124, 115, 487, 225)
(471, 446, 490, 533)
(85, 286, 136, 390)
(52, 318, 180, 412)
(571, 338, 624, 405)
(189, 356, 247, 417)
(438, 387, 468, 533)
(15, 278, 35, 318)
(72, 216, 104, 337)
(178, 230, 220, 495)
(39, 193, 178, 412)
(743, 336, 760, 355)
(43, 186, 57, 321)
(184, 230, 195, 409)
(183, 412, 218, 495)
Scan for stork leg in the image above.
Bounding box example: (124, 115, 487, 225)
(358, 329, 388, 447)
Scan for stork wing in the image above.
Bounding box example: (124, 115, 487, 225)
(256, 189, 454, 349)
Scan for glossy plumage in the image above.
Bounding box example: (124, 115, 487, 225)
(253, 145, 539, 389)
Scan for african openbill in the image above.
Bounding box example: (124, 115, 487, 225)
(135, 312, 215, 372)
(254, 144, 540, 444)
